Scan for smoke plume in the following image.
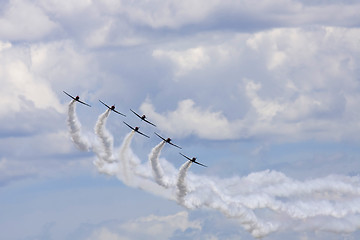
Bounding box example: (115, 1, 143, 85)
(66, 100, 91, 151)
(94, 109, 114, 162)
(149, 141, 173, 188)
(176, 160, 192, 205)
(67, 107, 360, 238)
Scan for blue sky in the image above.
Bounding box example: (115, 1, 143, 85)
(1, 0, 360, 239)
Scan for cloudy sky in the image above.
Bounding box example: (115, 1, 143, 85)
(1, 0, 360, 239)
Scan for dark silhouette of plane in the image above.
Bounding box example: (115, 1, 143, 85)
(130, 109, 156, 127)
(123, 121, 150, 138)
(63, 91, 91, 107)
(99, 100, 126, 116)
(179, 153, 207, 167)
(154, 132, 182, 149)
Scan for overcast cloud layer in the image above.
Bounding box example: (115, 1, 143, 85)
(1, 0, 360, 239)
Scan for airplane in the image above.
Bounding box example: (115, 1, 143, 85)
(123, 121, 150, 138)
(154, 132, 182, 149)
(63, 91, 91, 107)
(130, 109, 156, 127)
(179, 153, 207, 167)
(99, 100, 126, 116)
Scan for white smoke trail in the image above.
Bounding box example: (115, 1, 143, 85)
(67, 100, 91, 151)
(176, 160, 192, 205)
(148, 141, 172, 188)
(69, 112, 360, 238)
(94, 109, 114, 163)
(118, 131, 136, 184)
(172, 168, 360, 237)
(175, 160, 278, 237)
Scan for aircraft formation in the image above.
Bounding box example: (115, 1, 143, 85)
(64, 91, 207, 167)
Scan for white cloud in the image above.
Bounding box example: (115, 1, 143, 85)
(138, 71, 359, 142)
(87, 227, 128, 240)
(246, 27, 360, 82)
(2, 1, 360, 239)
(153, 47, 210, 77)
(0, 41, 11, 51)
(117, 0, 220, 29)
(120, 211, 201, 237)
(141, 27, 360, 142)
(0, 42, 63, 114)
(0, 0, 58, 41)
(30, 40, 98, 89)
(0, 130, 92, 186)
(84, 211, 202, 240)
(84, 19, 146, 48)
(70, 0, 360, 31)
(245, 80, 284, 121)
(140, 99, 237, 139)
(37, 0, 92, 15)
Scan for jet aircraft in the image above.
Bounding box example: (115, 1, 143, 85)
(99, 100, 126, 116)
(154, 132, 182, 149)
(130, 109, 156, 127)
(63, 91, 91, 107)
(123, 121, 150, 138)
(179, 153, 207, 167)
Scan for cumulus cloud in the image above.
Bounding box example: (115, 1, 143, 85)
(139, 76, 359, 142)
(37, 0, 93, 15)
(245, 80, 285, 121)
(56, 0, 360, 32)
(112, 0, 220, 29)
(84, 211, 202, 240)
(1, 0, 357, 48)
(87, 228, 128, 240)
(30, 40, 98, 88)
(0, 0, 58, 41)
(3, 0, 360, 239)
(0, 42, 64, 115)
(139, 27, 360, 142)
(153, 47, 210, 77)
(140, 99, 237, 139)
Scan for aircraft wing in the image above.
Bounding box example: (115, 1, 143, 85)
(113, 109, 126, 117)
(63, 91, 76, 100)
(123, 121, 135, 131)
(193, 161, 207, 167)
(77, 99, 91, 107)
(130, 109, 142, 118)
(99, 100, 111, 109)
(100, 100, 125, 116)
(155, 132, 181, 148)
(64, 91, 91, 107)
(179, 153, 206, 167)
(179, 152, 192, 161)
(136, 130, 150, 138)
(131, 109, 156, 126)
(154, 132, 166, 141)
(169, 142, 182, 149)
(143, 119, 156, 127)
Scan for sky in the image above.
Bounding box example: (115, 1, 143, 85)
(1, 0, 360, 239)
